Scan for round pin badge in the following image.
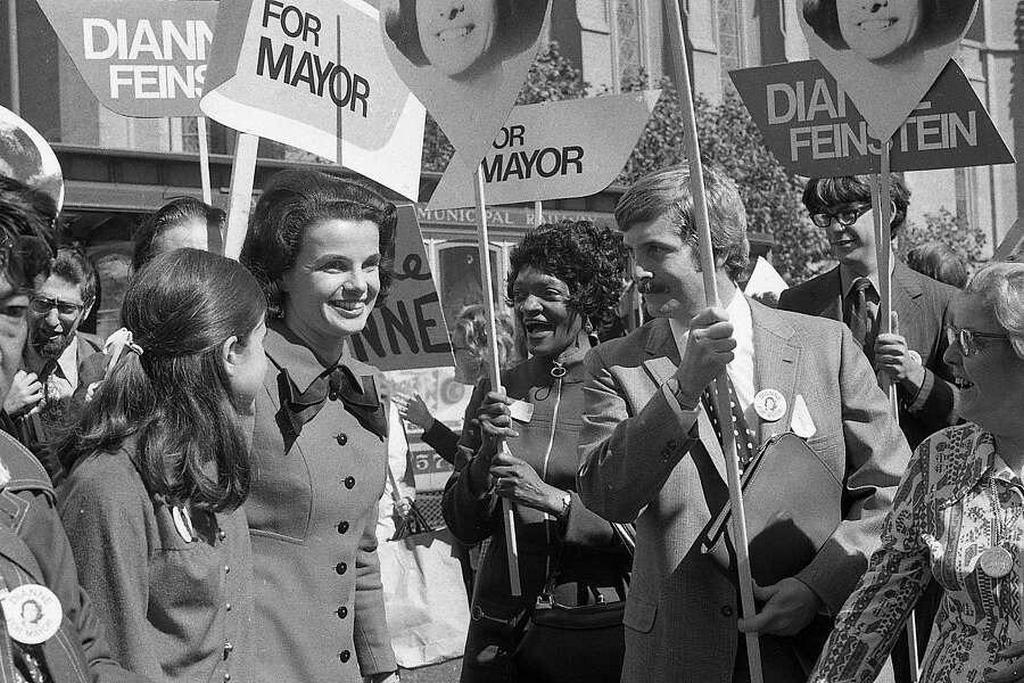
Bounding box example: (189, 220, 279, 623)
(1, 584, 62, 644)
(980, 545, 1014, 579)
(172, 506, 196, 544)
(753, 389, 787, 423)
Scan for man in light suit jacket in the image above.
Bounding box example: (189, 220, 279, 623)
(577, 165, 910, 682)
(778, 175, 959, 450)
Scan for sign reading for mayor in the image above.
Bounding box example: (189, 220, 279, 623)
(731, 59, 1012, 177)
(36, 0, 216, 117)
(428, 92, 660, 210)
(349, 206, 453, 373)
(201, 0, 424, 200)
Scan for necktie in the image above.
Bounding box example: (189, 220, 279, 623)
(701, 377, 755, 469)
(276, 365, 387, 443)
(845, 277, 877, 357)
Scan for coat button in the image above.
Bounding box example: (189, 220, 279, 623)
(225, 602, 232, 612)
(720, 605, 733, 617)
(339, 650, 351, 663)
(337, 521, 350, 534)
(224, 674, 231, 682)
(224, 641, 234, 654)
(218, 530, 227, 541)
(329, 391, 340, 401)
(224, 565, 230, 574)
(344, 476, 356, 489)
(336, 606, 349, 619)
(336, 432, 348, 446)
(335, 562, 348, 575)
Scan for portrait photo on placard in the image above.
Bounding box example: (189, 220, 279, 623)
(380, 0, 550, 169)
(799, 0, 978, 141)
(0, 106, 64, 210)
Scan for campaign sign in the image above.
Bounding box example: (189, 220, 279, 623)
(200, 0, 424, 200)
(0, 106, 64, 210)
(36, 0, 216, 118)
(349, 206, 454, 372)
(731, 59, 1013, 177)
(427, 91, 660, 210)
(798, 0, 978, 141)
(379, 0, 551, 176)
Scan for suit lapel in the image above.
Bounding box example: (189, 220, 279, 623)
(640, 320, 727, 482)
(807, 267, 844, 321)
(890, 262, 923, 332)
(750, 300, 801, 444)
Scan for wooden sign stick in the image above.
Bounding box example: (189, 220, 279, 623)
(223, 132, 259, 261)
(474, 168, 522, 597)
(197, 116, 212, 205)
(666, 1, 762, 679)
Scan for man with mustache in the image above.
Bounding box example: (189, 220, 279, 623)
(777, 174, 959, 682)
(4, 247, 104, 468)
(577, 164, 909, 682)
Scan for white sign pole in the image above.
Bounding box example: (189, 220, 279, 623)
(197, 116, 212, 205)
(871, 141, 920, 681)
(666, 2, 762, 679)
(474, 168, 522, 597)
(223, 132, 259, 261)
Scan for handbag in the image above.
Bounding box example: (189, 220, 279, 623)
(512, 522, 634, 683)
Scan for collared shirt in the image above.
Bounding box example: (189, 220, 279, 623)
(838, 256, 898, 326)
(669, 290, 757, 433)
(811, 422, 1024, 683)
(45, 340, 78, 402)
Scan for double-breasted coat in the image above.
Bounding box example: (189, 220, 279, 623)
(246, 322, 396, 682)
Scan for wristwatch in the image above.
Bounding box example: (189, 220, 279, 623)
(558, 492, 572, 521)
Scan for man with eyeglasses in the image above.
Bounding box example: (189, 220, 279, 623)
(777, 174, 958, 683)
(3, 247, 104, 467)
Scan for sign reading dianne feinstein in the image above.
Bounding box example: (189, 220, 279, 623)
(731, 59, 1012, 177)
(36, 0, 217, 117)
(348, 206, 453, 372)
(427, 92, 660, 209)
(201, 0, 424, 200)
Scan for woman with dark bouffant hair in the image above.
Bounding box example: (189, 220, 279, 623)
(802, 0, 976, 65)
(240, 169, 399, 683)
(132, 196, 225, 271)
(442, 220, 632, 683)
(382, 0, 547, 81)
(56, 248, 268, 681)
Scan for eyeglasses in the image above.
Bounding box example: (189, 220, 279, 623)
(29, 296, 84, 317)
(810, 205, 872, 228)
(945, 325, 1009, 358)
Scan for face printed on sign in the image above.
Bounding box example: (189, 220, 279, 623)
(415, 0, 499, 78)
(836, 0, 922, 63)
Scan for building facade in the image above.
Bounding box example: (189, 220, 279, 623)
(0, 0, 1020, 335)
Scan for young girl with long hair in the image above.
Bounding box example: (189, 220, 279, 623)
(56, 248, 267, 681)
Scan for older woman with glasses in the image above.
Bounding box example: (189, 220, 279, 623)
(811, 261, 1024, 683)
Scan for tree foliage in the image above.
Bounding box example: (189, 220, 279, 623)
(899, 207, 988, 272)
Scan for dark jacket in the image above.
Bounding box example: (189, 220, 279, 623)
(245, 322, 396, 682)
(443, 345, 630, 682)
(0, 430, 140, 683)
(58, 447, 253, 682)
(778, 262, 959, 448)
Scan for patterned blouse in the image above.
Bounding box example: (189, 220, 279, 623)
(811, 422, 1024, 682)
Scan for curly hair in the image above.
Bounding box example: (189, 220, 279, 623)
(452, 303, 518, 372)
(241, 170, 396, 318)
(505, 220, 629, 329)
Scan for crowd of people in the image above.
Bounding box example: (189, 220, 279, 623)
(0, 157, 1020, 683)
